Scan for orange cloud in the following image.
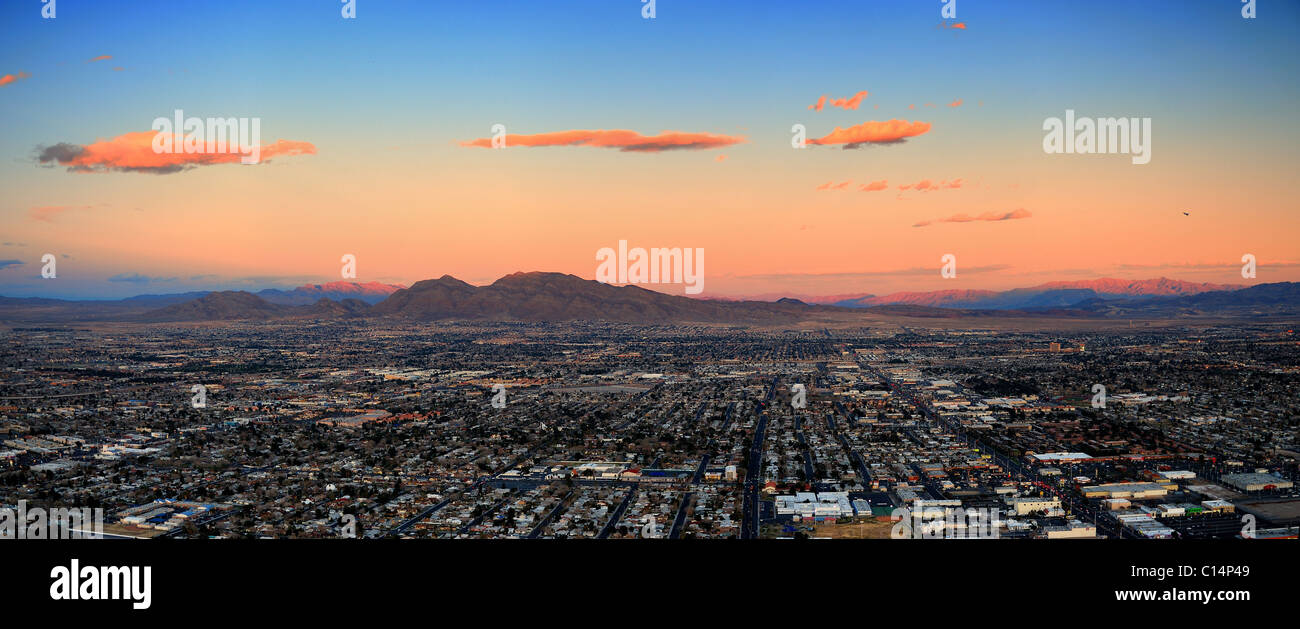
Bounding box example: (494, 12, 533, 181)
(810, 91, 868, 111)
(36, 131, 316, 174)
(816, 180, 852, 191)
(913, 209, 1031, 227)
(807, 120, 931, 148)
(948, 98, 963, 107)
(459, 129, 744, 152)
(87, 55, 112, 63)
(952, 23, 967, 30)
(859, 180, 888, 192)
(0, 71, 31, 87)
(715, 154, 727, 162)
(899, 178, 963, 192)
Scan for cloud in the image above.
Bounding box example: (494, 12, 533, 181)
(809, 91, 868, 111)
(36, 131, 316, 174)
(87, 55, 112, 63)
(30, 205, 97, 222)
(808, 120, 931, 148)
(952, 23, 967, 30)
(913, 208, 1032, 227)
(459, 129, 744, 152)
(108, 273, 176, 284)
(715, 154, 727, 162)
(899, 178, 963, 192)
(948, 98, 963, 107)
(816, 180, 852, 191)
(737, 264, 1012, 281)
(859, 180, 889, 192)
(0, 71, 31, 87)
(0, 260, 24, 270)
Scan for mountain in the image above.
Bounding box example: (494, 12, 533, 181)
(141, 291, 295, 321)
(1080, 282, 1300, 317)
(833, 277, 1242, 310)
(838, 289, 999, 309)
(257, 281, 404, 306)
(139, 292, 373, 321)
(370, 272, 824, 323)
(1028, 277, 1238, 297)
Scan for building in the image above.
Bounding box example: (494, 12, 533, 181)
(1012, 497, 1061, 516)
(1220, 473, 1293, 492)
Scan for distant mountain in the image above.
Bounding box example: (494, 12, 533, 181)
(370, 272, 824, 323)
(834, 277, 1242, 310)
(1029, 277, 1238, 297)
(257, 281, 404, 306)
(838, 289, 999, 309)
(140, 292, 372, 321)
(1080, 282, 1300, 317)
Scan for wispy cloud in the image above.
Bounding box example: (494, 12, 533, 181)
(913, 208, 1031, 228)
(459, 129, 744, 152)
(87, 55, 112, 63)
(859, 180, 889, 192)
(108, 273, 177, 284)
(737, 264, 1012, 282)
(808, 90, 869, 112)
(816, 180, 852, 191)
(29, 204, 98, 222)
(0, 71, 31, 87)
(0, 260, 24, 270)
(898, 178, 963, 192)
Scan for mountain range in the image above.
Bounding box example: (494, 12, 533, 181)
(0, 276, 1296, 324)
(829, 278, 1241, 310)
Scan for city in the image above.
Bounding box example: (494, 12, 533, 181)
(3, 318, 1295, 540)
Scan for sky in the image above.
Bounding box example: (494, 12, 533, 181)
(1, 0, 1298, 299)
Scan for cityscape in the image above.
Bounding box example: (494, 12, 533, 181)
(2, 300, 1296, 540)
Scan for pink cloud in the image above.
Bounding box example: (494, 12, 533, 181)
(459, 129, 744, 152)
(913, 209, 1032, 227)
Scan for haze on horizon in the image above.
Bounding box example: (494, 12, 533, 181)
(1, 0, 1298, 300)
